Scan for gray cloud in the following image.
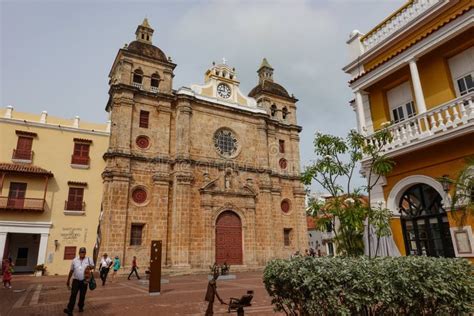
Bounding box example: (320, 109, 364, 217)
(1, 0, 403, 192)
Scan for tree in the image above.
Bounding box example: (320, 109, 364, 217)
(302, 129, 395, 257)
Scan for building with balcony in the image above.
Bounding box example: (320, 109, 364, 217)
(0, 107, 109, 274)
(344, 0, 474, 261)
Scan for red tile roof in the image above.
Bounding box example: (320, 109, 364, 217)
(0, 163, 53, 177)
(307, 216, 316, 230)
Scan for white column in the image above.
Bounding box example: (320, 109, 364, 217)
(355, 91, 366, 133)
(409, 59, 427, 114)
(0, 232, 7, 258)
(37, 233, 49, 265)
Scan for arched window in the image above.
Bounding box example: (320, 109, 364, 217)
(399, 183, 454, 257)
(132, 69, 143, 88)
(151, 73, 160, 92)
(282, 107, 288, 120)
(270, 104, 277, 117)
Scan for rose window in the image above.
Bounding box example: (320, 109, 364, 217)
(213, 129, 238, 158)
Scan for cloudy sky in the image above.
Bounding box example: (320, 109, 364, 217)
(1, 0, 402, 190)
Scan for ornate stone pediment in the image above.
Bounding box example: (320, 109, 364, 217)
(199, 172, 257, 198)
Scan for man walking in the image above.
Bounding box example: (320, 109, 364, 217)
(99, 253, 113, 286)
(127, 256, 140, 280)
(64, 247, 94, 316)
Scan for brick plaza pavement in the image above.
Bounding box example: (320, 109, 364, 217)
(0, 271, 281, 316)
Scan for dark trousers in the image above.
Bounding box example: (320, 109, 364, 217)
(100, 267, 110, 285)
(67, 279, 88, 312)
(128, 267, 140, 279)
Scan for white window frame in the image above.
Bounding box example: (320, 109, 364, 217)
(455, 72, 474, 96)
(448, 46, 474, 97)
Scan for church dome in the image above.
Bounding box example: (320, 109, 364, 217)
(248, 80, 290, 99)
(127, 40, 168, 62)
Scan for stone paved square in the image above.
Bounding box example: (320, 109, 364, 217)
(0, 271, 280, 316)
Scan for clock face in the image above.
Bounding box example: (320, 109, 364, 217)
(217, 83, 231, 99)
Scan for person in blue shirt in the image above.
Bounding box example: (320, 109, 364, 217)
(111, 256, 121, 283)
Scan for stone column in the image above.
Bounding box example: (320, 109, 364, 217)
(0, 232, 7, 259)
(169, 171, 193, 267)
(37, 233, 49, 265)
(152, 172, 170, 266)
(290, 133, 301, 176)
(109, 94, 134, 153)
(293, 186, 308, 251)
(256, 121, 269, 171)
(175, 99, 192, 159)
(408, 59, 427, 114)
(355, 91, 366, 133)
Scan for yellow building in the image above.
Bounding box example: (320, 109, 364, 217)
(344, 0, 474, 260)
(0, 106, 109, 274)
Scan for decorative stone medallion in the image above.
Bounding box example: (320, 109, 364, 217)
(136, 135, 150, 149)
(132, 187, 147, 204)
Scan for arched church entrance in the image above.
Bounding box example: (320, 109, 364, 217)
(399, 183, 454, 257)
(215, 211, 243, 265)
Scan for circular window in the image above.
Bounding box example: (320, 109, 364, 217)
(136, 136, 150, 149)
(279, 158, 288, 169)
(281, 200, 291, 213)
(213, 128, 239, 158)
(132, 187, 147, 204)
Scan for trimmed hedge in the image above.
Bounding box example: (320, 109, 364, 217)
(263, 256, 474, 315)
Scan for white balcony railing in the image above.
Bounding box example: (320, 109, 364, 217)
(151, 86, 159, 93)
(132, 82, 142, 89)
(361, 0, 441, 51)
(321, 232, 335, 241)
(366, 93, 474, 155)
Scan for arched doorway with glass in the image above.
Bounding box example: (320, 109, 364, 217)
(399, 183, 455, 257)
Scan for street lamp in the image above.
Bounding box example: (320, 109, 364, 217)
(439, 175, 451, 192)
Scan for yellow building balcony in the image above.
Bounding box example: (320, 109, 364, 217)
(0, 197, 46, 212)
(365, 92, 474, 156)
(12, 149, 34, 162)
(64, 200, 85, 212)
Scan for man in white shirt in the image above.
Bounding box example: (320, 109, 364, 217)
(99, 253, 113, 286)
(64, 247, 94, 316)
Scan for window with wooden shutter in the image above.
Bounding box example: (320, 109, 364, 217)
(13, 136, 33, 160)
(64, 246, 77, 260)
(71, 142, 90, 165)
(66, 187, 84, 211)
(279, 140, 285, 153)
(130, 224, 144, 246)
(284, 228, 292, 246)
(7, 182, 27, 208)
(139, 110, 149, 128)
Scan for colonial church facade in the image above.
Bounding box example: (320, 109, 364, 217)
(99, 19, 308, 269)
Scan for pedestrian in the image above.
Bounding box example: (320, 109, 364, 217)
(127, 256, 140, 280)
(204, 267, 226, 315)
(2, 258, 13, 289)
(304, 249, 310, 256)
(111, 256, 121, 283)
(64, 247, 94, 316)
(309, 248, 315, 257)
(99, 253, 113, 286)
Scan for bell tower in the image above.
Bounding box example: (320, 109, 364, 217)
(257, 58, 274, 83)
(101, 19, 176, 265)
(135, 18, 153, 44)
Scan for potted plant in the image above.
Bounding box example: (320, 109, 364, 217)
(34, 264, 47, 276)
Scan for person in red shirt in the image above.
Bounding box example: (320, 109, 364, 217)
(127, 256, 141, 280)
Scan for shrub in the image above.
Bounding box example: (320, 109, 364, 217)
(263, 256, 474, 315)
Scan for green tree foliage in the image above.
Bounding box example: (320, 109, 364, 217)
(302, 129, 394, 257)
(440, 159, 474, 227)
(264, 256, 474, 316)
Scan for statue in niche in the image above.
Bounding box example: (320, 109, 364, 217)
(224, 171, 232, 190)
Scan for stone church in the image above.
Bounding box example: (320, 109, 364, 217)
(100, 19, 308, 269)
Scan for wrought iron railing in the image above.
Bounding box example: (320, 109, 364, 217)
(64, 200, 85, 212)
(12, 149, 33, 161)
(71, 155, 90, 165)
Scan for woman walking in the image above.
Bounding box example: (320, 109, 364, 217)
(127, 256, 140, 280)
(2, 258, 13, 289)
(111, 256, 121, 282)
